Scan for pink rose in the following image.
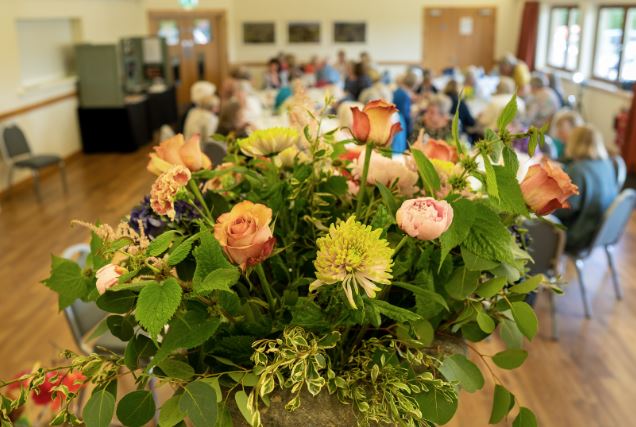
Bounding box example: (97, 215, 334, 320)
(213, 201, 276, 270)
(396, 197, 454, 240)
(520, 158, 579, 215)
(352, 151, 419, 196)
(96, 264, 125, 294)
(351, 99, 403, 147)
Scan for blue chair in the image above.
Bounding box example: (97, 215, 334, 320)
(567, 189, 636, 318)
(203, 140, 228, 167)
(611, 155, 627, 190)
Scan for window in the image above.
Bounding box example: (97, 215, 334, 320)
(546, 6, 581, 71)
(593, 6, 636, 83)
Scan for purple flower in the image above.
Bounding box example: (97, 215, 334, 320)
(129, 196, 200, 238)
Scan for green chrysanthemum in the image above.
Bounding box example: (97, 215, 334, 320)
(310, 217, 393, 309)
(238, 127, 299, 157)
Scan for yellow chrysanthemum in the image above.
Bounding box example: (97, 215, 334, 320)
(238, 127, 299, 157)
(310, 217, 393, 309)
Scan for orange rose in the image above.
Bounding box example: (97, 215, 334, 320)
(148, 134, 212, 175)
(411, 136, 458, 163)
(213, 201, 276, 270)
(520, 158, 579, 215)
(350, 99, 402, 147)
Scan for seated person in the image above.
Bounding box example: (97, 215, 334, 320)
(478, 77, 526, 131)
(524, 73, 561, 128)
(263, 58, 282, 89)
(184, 81, 219, 141)
(498, 53, 531, 96)
(555, 125, 620, 253)
(415, 68, 438, 95)
(551, 110, 583, 159)
(411, 94, 453, 141)
(344, 62, 372, 101)
(216, 100, 250, 138)
(393, 72, 419, 137)
(443, 79, 477, 141)
(359, 73, 393, 104)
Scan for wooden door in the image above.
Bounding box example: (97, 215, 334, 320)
(423, 7, 496, 73)
(149, 10, 228, 112)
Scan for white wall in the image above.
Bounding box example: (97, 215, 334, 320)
(0, 0, 146, 190)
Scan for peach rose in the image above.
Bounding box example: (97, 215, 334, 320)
(351, 99, 402, 147)
(520, 158, 579, 215)
(213, 201, 276, 270)
(396, 197, 454, 240)
(352, 150, 419, 196)
(96, 264, 126, 294)
(411, 135, 458, 163)
(148, 134, 212, 175)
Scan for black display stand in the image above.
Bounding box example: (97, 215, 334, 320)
(147, 86, 178, 133)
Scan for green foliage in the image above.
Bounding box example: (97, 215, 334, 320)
(135, 278, 182, 337)
(96, 290, 136, 313)
(179, 381, 218, 427)
(83, 389, 115, 427)
(197, 267, 240, 294)
(513, 407, 538, 427)
(439, 354, 484, 393)
(159, 395, 185, 427)
(497, 93, 518, 131)
(412, 149, 441, 196)
(148, 230, 179, 256)
(444, 267, 480, 300)
(510, 301, 538, 341)
(463, 203, 515, 264)
(192, 233, 233, 292)
(489, 384, 513, 424)
(43, 256, 93, 310)
(492, 349, 528, 369)
(439, 198, 476, 265)
(370, 299, 421, 322)
(116, 390, 156, 427)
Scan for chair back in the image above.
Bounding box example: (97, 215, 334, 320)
(611, 155, 627, 190)
(524, 216, 566, 276)
(2, 125, 32, 159)
(61, 244, 106, 344)
(592, 188, 636, 248)
(203, 140, 228, 167)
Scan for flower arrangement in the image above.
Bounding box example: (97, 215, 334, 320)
(0, 95, 578, 427)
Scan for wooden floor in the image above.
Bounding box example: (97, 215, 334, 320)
(1, 148, 635, 426)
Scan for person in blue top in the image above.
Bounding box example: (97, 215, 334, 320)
(392, 72, 418, 154)
(555, 125, 620, 253)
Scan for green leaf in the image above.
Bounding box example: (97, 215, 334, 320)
(159, 359, 195, 381)
(179, 381, 218, 427)
(43, 255, 93, 310)
(444, 267, 480, 300)
(463, 203, 514, 264)
(234, 390, 255, 425)
(370, 299, 421, 322)
(461, 247, 499, 271)
(489, 384, 513, 424)
(492, 165, 528, 215)
(96, 290, 136, 314)
(513, 407, 538, 427)
(417, 386, 458, 425)
(116, 390, 156, 427)
(376, 182, 398, 215)
(86, 317, 110, 341)
(451, 95, 463, 154)
(320, 175, 348, 196)
(106, 315, 135, 341)
(124, 334, 157, 371)
(200, 377, 223, 403)
(290, 297, 330, 330)
(499, 316, 524, 349)
(510, 274, 543, 294)
(393, 282, 449, 311)
(439, 198, 476, 265)
(193, 234, 233, 287)
(510, 301, 538, 340)
(492, 349, 528, 369)
(135, 278, 182, 337)
(228, 372, 259, 387)
(168, 234, 199, 266)
(482, 154, 499, 199)
(439, 354, 484, 393)
(159, 395, 185, 427)
(476, 310, 496, 333)
(475, 277, 507, 299)
(195, 267, 240, 295)
(153, 310, 221, 365)
(412, 319, 434, 346)
(215, 403, 233, 427)
(496, 93, 517, 131)
(83, 389, 115, 427)
(528, 128, 539, 156)
(412, 149, 441, 196)
(148, 230, 179, 256)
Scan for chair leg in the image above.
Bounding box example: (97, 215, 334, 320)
(59, 160, 69, 194)
(605, 245, 623, 300)
(574, 258, 591, 319)
(32, 169, 42, 202)
(5, 165, 14, 199)
(548, 286, 559, 340)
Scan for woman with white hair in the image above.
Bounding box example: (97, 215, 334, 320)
(410, 94, 454, 141)
(524, 73, 561, 128)
(184, 81, 219, 141)
(477, 76, 526, 132)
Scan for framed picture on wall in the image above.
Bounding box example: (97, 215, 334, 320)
(288, 22, 320, 43)
(333, 22, 366, 43)
(243, 22, 275, 44)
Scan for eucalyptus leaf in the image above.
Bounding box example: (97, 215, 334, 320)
(492, 349, 528, 369)
(116, 390, 156, 427)
(179, 381, 218, 427)
(83, 389, 115, 427)
(489, 384, 513, 424)
(510, 301, 538, 340)
(159, 395, 185, 427)
(513, 407, 538, 427)
(439, 354, 484, 393)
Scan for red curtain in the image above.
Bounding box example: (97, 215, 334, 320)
(622, 85, 636, 172)
(516, 1, 540, 70)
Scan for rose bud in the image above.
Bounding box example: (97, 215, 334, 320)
(213, 201, 276, 270)
(520, 158, 579, 215)
(96, 264, 126, 294)
(411, 136, 458, 163)
(396, 197, 454, 240)
(350, 99, 402, 147)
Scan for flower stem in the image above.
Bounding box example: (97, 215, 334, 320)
(255, 263, 276, 314)
(355, 144, 374, 218)
(188, 180, 213, 221)
(393, 234, 410, 256)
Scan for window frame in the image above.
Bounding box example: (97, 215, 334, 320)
(546, 5, 582, 72)
(591, 4, 636, 85)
